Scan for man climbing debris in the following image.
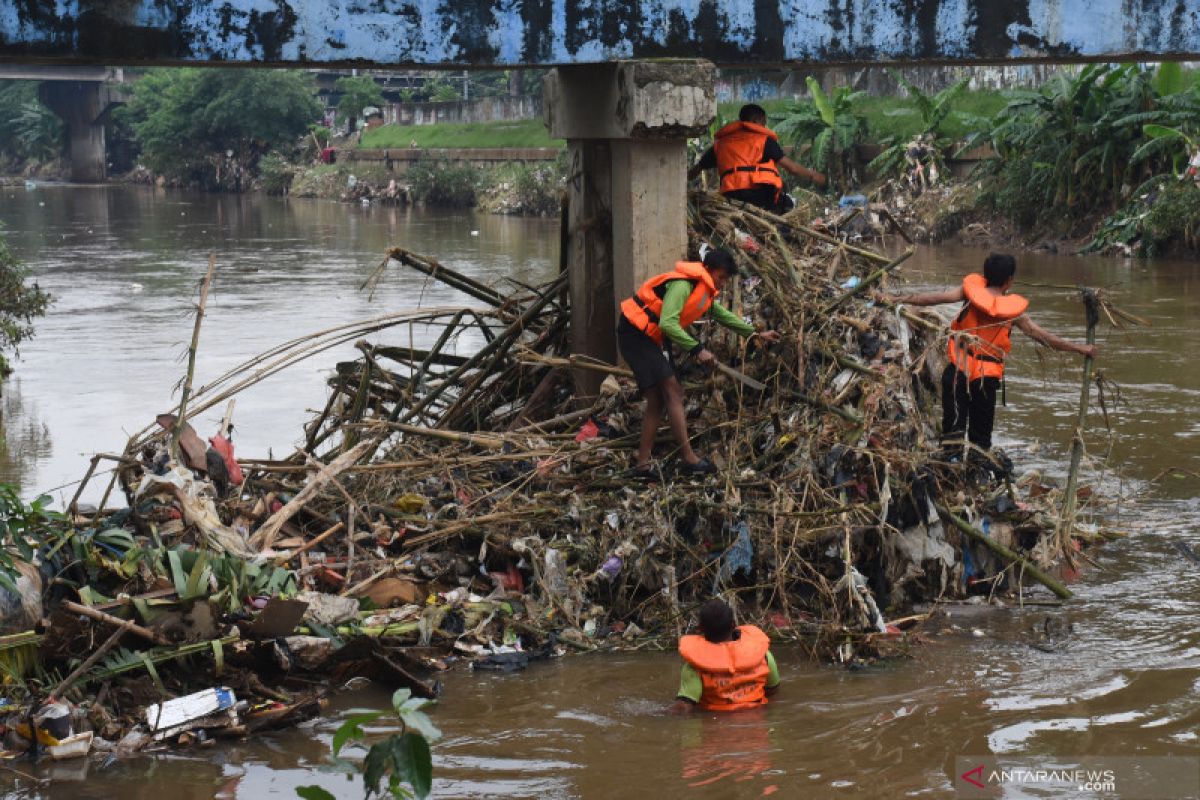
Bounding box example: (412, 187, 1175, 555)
(688, 103, 827, 214)
(884, 253, 1097, 466)
(669, 598, 779, 714)
(617, 248, 779, 477)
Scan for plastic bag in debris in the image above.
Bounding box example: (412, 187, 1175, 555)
(713, 521, 754, 590)
(0, 561, 44, 635)
(136, 465, 252, 556)
(835, 567, 888, 633)
(280, 635, 334, 671)
(897, 521, 956, 569)
(295, 591, 359, 628)
(543, 549, 570, 598)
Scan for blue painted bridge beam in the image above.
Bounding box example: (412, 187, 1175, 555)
(3, 1, 1200, 67)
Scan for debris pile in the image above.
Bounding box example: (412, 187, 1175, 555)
(1, 191, 1114, 761)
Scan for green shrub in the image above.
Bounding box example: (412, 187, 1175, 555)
(510, 162, 563, 216)
(0, 234, 51, 379)
(258, 152, 297, 195)
(407, 159, 481, 207)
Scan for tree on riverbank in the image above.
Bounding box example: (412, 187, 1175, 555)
(117, 68, 321, 191)
(0, 234, 51, 383)
(334, 75, 385, 133)
(0, 81, 63, 166)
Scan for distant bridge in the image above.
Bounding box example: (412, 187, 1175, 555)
(0, 64, 127, 182)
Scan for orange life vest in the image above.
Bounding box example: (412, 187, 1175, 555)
(620, 261, 717, 346)
(947, 273, 1029, 381)
(714, 121, 784, 195)
(678, 625, 772, 712)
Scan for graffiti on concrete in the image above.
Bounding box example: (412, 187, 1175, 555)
(2, 1, 1200, 66)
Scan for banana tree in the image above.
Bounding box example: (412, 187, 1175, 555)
(776, 76, 868, 191)
(867, 70, 970, 180)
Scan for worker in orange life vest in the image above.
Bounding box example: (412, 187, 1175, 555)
(886, 253, 1097, 458)
(618, 248, 780, 477)
(687, 103, 826, 214)
(669, 599, 779, 714)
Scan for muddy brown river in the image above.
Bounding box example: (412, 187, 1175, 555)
(0, 185, 1197, 798)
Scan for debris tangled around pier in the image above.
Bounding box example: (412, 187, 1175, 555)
(1, 191, 1121, 761)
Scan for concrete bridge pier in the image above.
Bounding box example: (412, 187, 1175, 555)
(39, 81, 119, 183)
(544, 60, 715, 399)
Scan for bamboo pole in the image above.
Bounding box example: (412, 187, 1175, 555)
(273, 522, 345, 566)
(1056, 288, 1100, 550)
(49, 618, 135, 701)
(173, 255, 217, 464)
(937, 505, 1073, 600)
(822, 248, 915, 313)
(721, 196, 895, 264)
(61, 600, 171, 646)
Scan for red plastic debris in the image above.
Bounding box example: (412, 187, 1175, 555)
(209, 434, 245, 485)
(500, 564, 525, 593)
(575, 418, 600, 443)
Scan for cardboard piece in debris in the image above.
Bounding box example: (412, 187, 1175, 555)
(144, 686, 240, 740)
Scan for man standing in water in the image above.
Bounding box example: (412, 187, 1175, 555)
(617, 248, 779, 477)
(688, 103, 826, 214)
(886, 253, 1096, 463)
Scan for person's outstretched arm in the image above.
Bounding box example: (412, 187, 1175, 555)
(887, 286, 965, 307)
(778, 156, 827, 188)
(1014, 316, 1097, 358)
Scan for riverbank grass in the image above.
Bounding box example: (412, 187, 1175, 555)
(360, 119, 563, 150)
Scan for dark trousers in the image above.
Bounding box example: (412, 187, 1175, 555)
(940, 365, 1000, 450)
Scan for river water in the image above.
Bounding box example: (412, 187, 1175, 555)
(1, 186, 1198, 798)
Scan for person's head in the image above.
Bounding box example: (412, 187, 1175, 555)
(698, 598, 736, 643)
(983, 253, 1017, 289)
(702, 247, 741, 291)
(738, 104, 768, 125)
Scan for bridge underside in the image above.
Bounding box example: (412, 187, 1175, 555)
(3, 1, 1200, 68)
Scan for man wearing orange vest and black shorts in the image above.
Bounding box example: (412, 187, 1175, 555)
(687, 103, 826, 214)
(618, 248, 780, 477)
(669, 598, 779, 714)
(886, 254, 1097, 464)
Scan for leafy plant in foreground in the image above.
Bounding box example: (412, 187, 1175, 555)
(0, 484, 64, 593)
(297, 688, 440, 800)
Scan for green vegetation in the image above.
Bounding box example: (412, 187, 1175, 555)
(406, 159, 483, 206)
(259, 151, 299, 195)
(967, 63, 1200, 232)
(335, 75, 386, 127)
(116, 68, 321, 190)
(0, 235, 51, 381)
(479, 161, 565, 216)
(855, 89, 1006, 142)
(297, 688, 439, 800)
(867, 73, 974, 179)
(0, 81, 63, 164)
(360, 119, 562, 150)
(776, 77, 869, 190)
(0, 484, 62, 594)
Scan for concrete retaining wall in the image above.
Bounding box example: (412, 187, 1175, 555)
(340, 147, 561, 174)
(389, 96, 542, 126)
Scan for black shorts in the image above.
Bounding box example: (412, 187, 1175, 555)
(617, 315, 675, 391)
